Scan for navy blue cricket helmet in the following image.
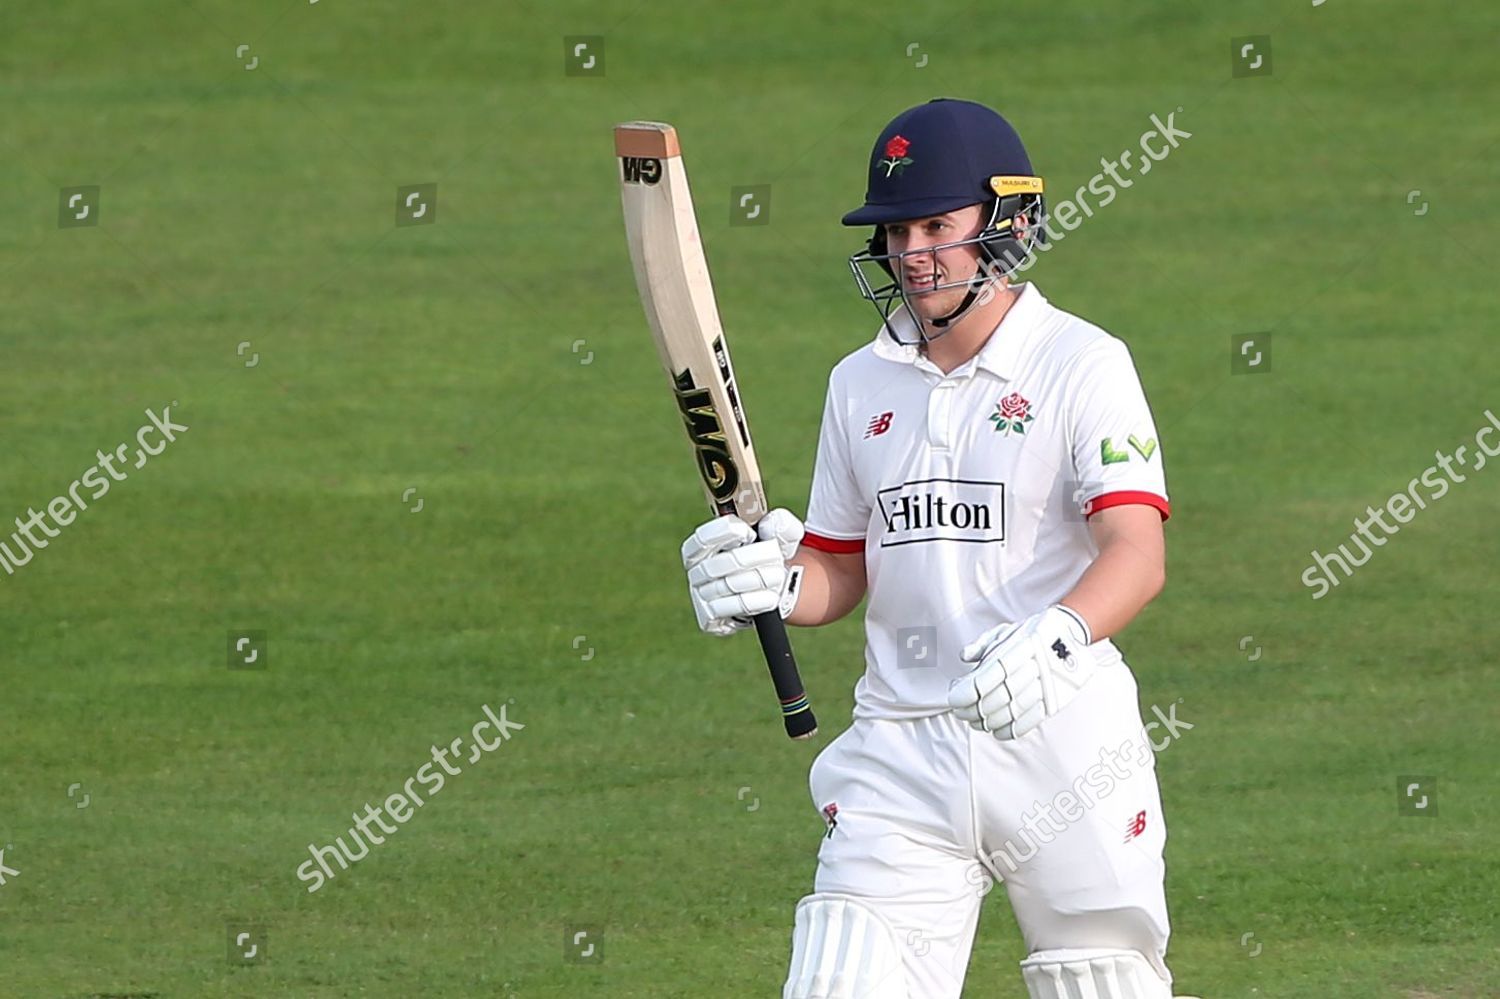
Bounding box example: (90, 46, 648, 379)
(844, 98, 1047, 342)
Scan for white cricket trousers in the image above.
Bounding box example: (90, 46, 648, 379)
(803, 660, 1173, 997)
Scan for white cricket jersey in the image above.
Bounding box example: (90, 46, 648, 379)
(802, 282, 1170, 721)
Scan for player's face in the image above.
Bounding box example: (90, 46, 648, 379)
(883, 204, 988, 318)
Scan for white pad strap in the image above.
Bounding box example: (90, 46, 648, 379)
(784, 893, 908, 999)
(1020, 947, 1172, 999)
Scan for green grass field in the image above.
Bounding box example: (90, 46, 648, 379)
(3, 1, 1498, 995)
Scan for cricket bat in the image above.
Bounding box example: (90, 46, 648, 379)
(614, 120, 817, 741)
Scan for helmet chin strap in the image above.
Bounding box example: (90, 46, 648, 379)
(918, 272, 996, 343)
(930, 285, 981, 329)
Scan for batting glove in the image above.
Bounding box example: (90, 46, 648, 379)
(947, 605, 1094, 740)
(682, 509, 804, 637)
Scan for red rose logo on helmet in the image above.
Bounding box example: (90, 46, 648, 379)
(878, 135, 914, 177)
(989, 392, 1035, 435)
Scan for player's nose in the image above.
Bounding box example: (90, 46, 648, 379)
(900, 246, 939, 271)
(902, 255, 939, 279)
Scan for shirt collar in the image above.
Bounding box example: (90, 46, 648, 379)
(972, 282, 1046, 379)
(870, 282, 1047, 381)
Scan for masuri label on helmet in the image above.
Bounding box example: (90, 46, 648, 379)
(989, 175, 1045, 198)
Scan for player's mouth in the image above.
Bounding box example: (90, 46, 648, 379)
(905, 272, 940, 293)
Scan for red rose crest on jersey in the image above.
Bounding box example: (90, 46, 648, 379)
(821, 802, 839, 838)
(1123, 809, 1148, 842)
(878, 135, 914, 177)
(989, 392, 1035, 436)
(864, 411, 894, 439)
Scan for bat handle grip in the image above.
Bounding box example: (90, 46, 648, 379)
(751, 611, 818, 740)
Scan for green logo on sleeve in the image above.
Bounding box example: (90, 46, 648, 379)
(1100, 438, 1130, 465)
(1128, 435, 1158, 460)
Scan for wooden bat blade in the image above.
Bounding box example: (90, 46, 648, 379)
(615, 121, 768, 523)
(615, 120, 817, 741)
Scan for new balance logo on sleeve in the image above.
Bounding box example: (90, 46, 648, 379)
(864, 411, 894, 438)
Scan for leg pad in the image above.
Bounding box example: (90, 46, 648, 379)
(784, 893, 908, 999)
(1020, 947, 1173, 999)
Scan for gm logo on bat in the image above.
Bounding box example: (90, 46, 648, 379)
(621, 156, 663, 185)
(672, 367, 739, 504)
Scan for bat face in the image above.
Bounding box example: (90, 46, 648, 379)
(615, 120, 816, 741)
(615, 121, 768, 524)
